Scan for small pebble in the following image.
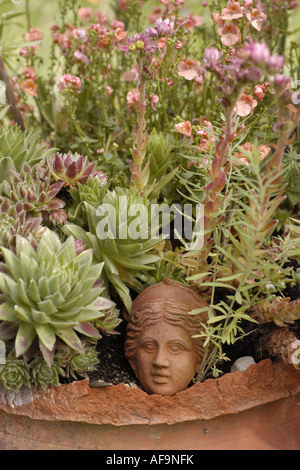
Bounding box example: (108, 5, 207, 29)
(230, 356, 256, 373)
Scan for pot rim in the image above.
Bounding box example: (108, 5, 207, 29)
(0, 358, 299, 426)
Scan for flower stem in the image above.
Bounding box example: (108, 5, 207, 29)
(0, 56, 25, 131)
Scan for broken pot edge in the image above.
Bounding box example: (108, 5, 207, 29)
(0, 358, 299, 427)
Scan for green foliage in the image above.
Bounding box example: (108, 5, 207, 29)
(0, 229, 117, 366)
(0, 125, 55, 185)
(64, 187, 161, 313)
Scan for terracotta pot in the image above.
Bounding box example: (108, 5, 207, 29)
(0, 358, 299, 450)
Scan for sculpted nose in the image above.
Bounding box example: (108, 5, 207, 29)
(153, 346, 169, 368)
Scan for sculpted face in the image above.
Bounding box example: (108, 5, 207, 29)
(134, 321, 199, 396)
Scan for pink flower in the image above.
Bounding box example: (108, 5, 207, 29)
(246, 8, 267, 31)
(73, 50, 89, 66)
(175, 120, 193, 138)
(221, 1, 244, 20)
(157, 37, 167, 49)
(23, 66, 37, 80)
(233, 93, 258, 117)
(122, 65, 139, 82)
(110, 20, 126, 30)
(195, 120, 215, 151)
(180, 13, 204, 30)
(106, 85, 113, 96)
(212, 12, 225, 27)
(21, 79, 38, 97)
(126, 88, 140, 106)
(57, 74, 81, 94)
(254, 84, 265, 101)
(24, 28, 43, 41)
(78, 7, 92, 20)
(218, 23, 241, 47)
(177, 59, 201, 80)
(150, 94, 159, 110)
(20, 45, 37, 58)
(114, 27, 128, 42)
(234, 142, 270, 165)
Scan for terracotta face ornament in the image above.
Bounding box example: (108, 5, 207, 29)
(125, 279, 209, 396)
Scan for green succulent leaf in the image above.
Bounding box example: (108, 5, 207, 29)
(0, 229, 118, 362)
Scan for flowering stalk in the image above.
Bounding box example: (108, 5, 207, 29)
(129, 60, 151, 195)
(0, 56, 25, 131)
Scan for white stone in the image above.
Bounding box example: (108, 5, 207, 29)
(230, 356, 256, 373)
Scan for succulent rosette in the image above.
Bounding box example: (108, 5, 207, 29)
(0, 229, 116, 366)
(31, 356, 66, 389)
(64, 187, 161, 313)
(2, 163, 65, 216)
(47, 152, 96, 187)
(0, 358, 31, 392)
(0, 197, 44, 253)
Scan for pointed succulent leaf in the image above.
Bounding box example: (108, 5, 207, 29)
(35, 323, 56, 352)
(0, 321, 18, 340)
(74, 322, 101, 338)
(56, 329, 85, 353)
(15, 322, 36, 356)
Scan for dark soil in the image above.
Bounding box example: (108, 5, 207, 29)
(88, 317, 139, 388)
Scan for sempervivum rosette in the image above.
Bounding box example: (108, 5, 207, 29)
(47, 152, 96, 187)
(2, 163, 65, 217)
(0, 197, 44, 254)
(0, 229, 116, 366)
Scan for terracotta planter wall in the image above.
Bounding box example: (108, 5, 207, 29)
(0, 359, 299, 450)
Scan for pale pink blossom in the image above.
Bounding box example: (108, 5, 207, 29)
(178, 13, 204, 30)
(233, 93, 258, 117)
(246, 8, 267, 31)
(23, 66, 37, 80)
(254, 84, 265, 101)
(175, 120, 193, 138)
(221, 2, 244, 20)
(150, 94, 159, 110)
(218, 23, 241, 46)
(24, 28, 43, 41)
(78, 7, 92, 20)
(106, 86, 113, 95)
(57, 74, 81, 94)
(114, 27, 128, 42)
(234, 142, 270, 165)
(74, 50, 89, 66)
(72, 28, 87, 39)
(175, 40, 183, 49)
(212, 12, 225, 27)
(122, 65, 139, 82)
(110, 20, 126, 30)
(177, 59, 201, 80)
(157, 37, 167, 49)
(21, 79, 38, 97)
(126, 88, 140, 106)
(20, 45, 37, 57)
(195, 120, 215, 151)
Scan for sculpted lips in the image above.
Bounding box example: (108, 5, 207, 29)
(151, 372, 170, 383)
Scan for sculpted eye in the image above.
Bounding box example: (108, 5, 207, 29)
(169, 343, 185, 353)
(142, 342, 156, 352)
